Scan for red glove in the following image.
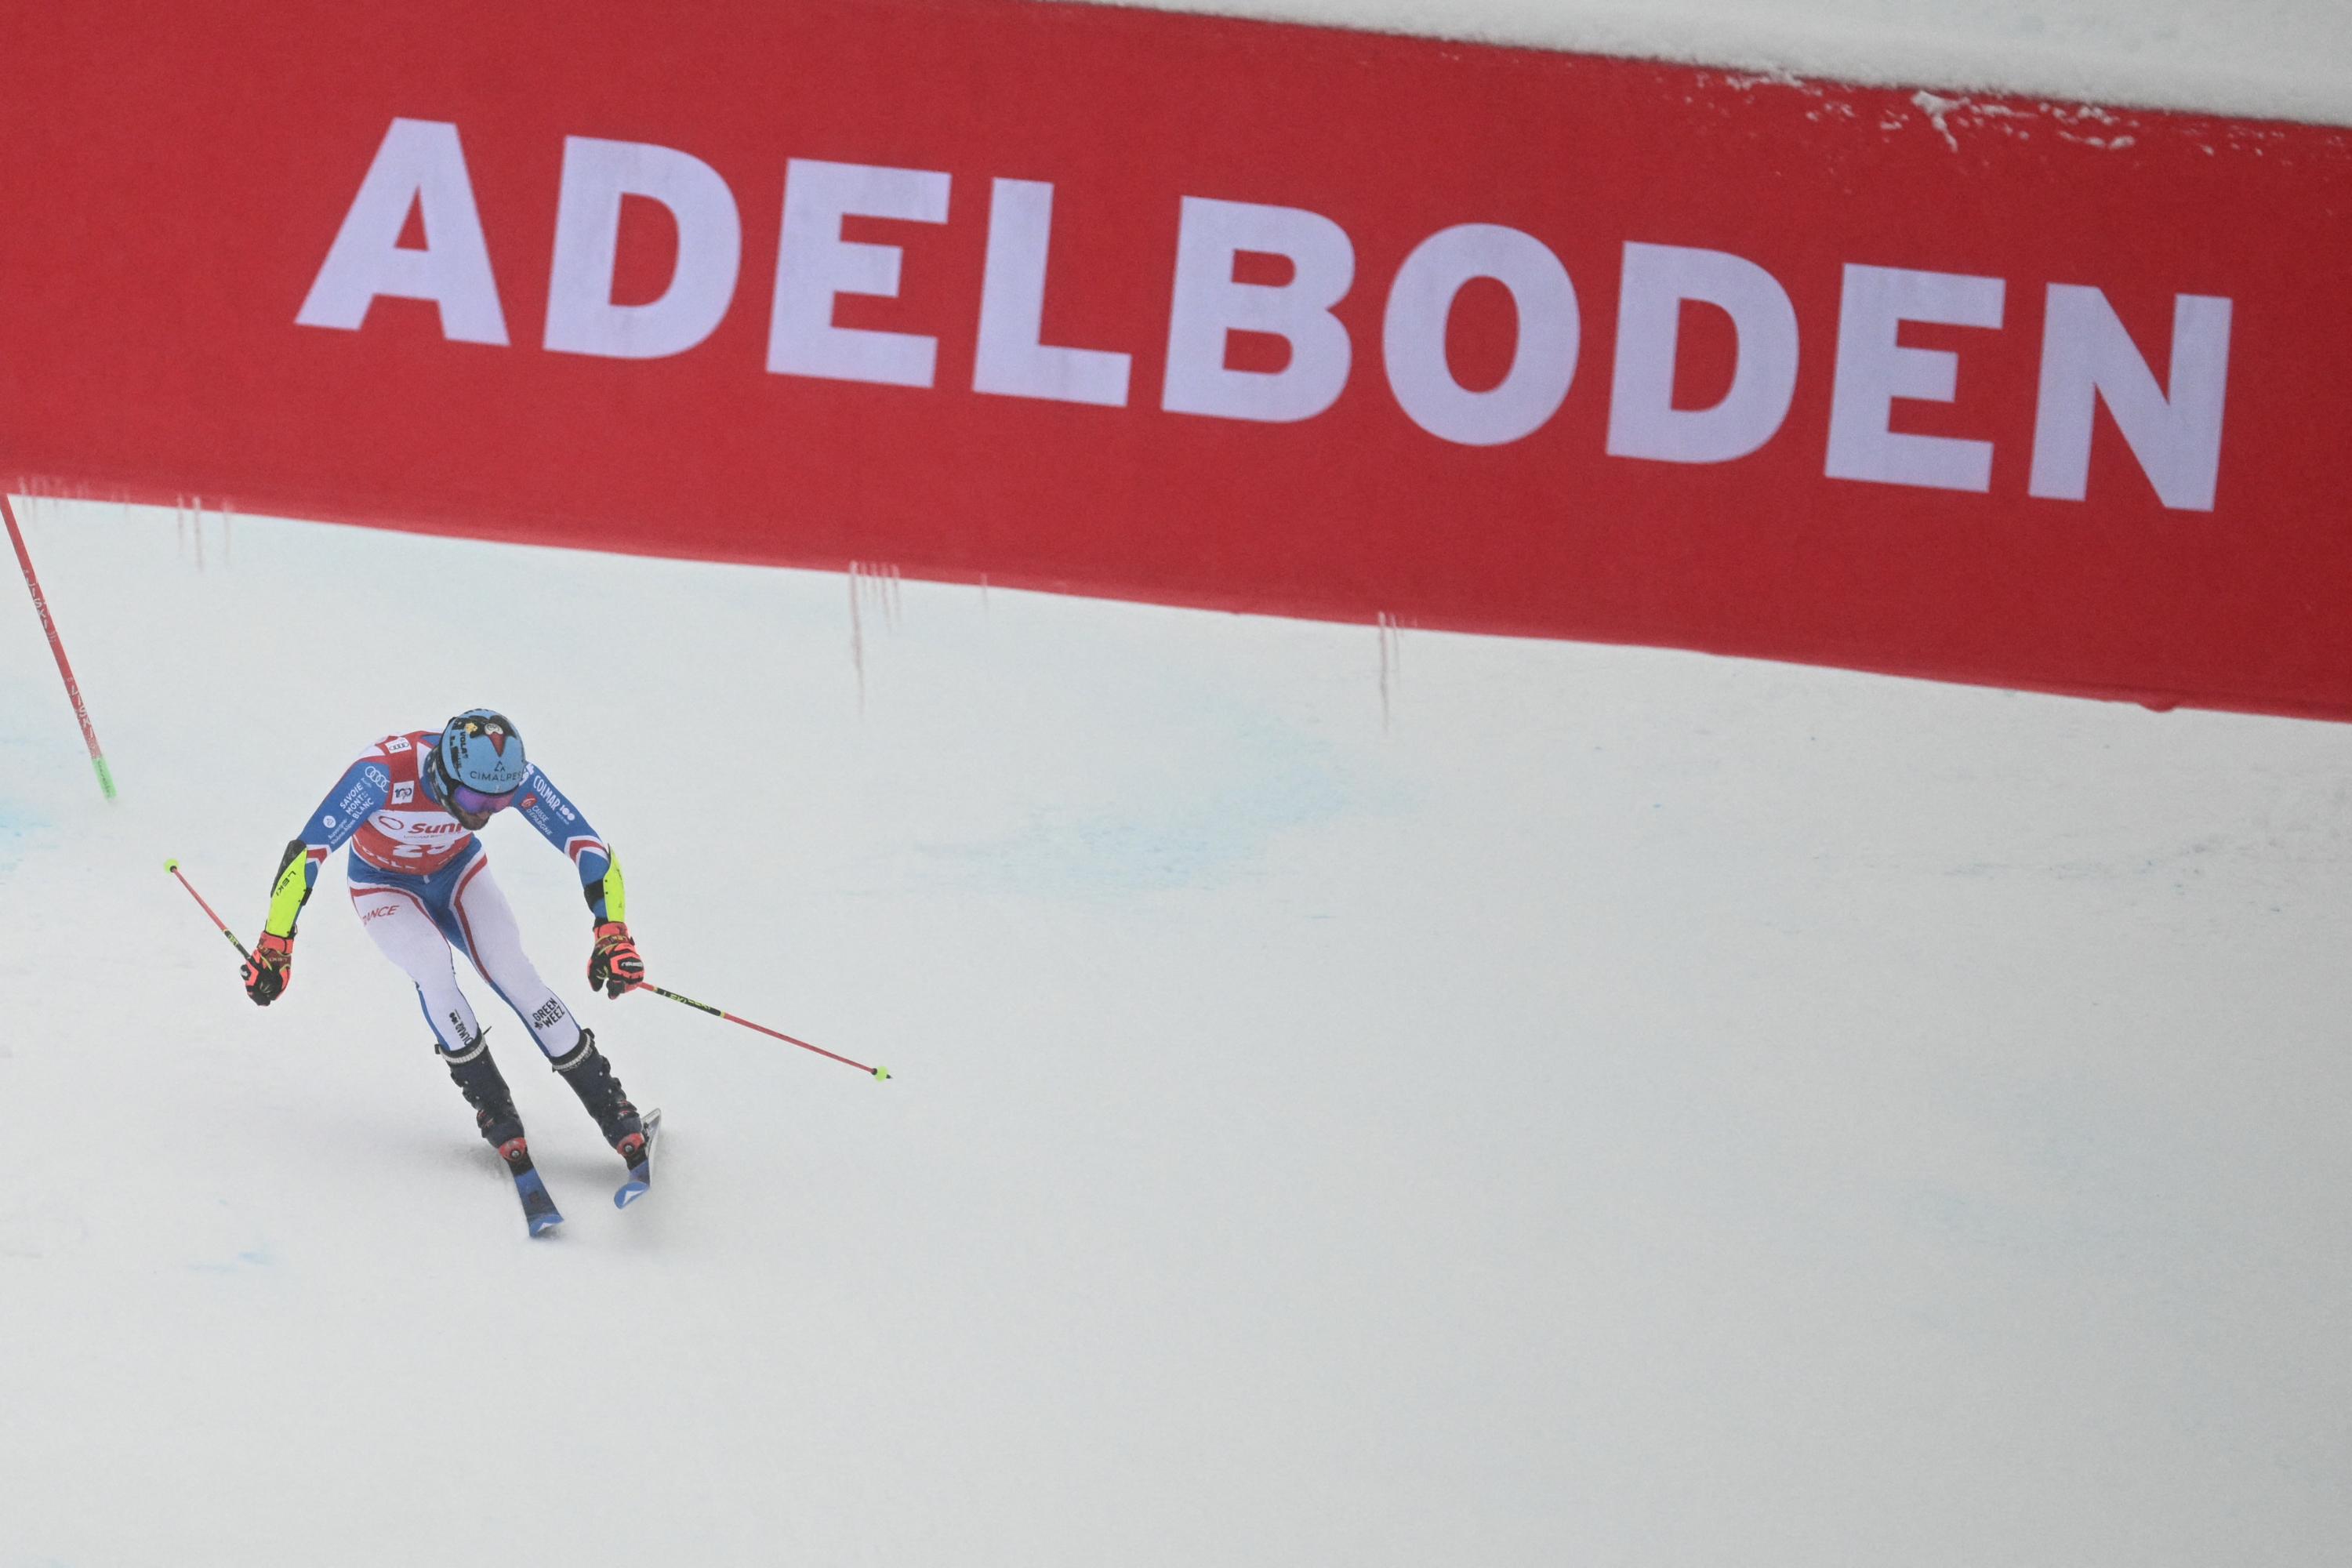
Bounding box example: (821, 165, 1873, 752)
(587, 921, 644, 998)
(243, 932, 294, 1006)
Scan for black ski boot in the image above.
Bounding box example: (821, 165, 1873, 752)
(550, 1029, 645, 1163)
(441, 1029, 532, 1173)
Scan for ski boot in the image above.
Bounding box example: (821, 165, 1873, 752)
(441, 1029, 532, 1174)
(551, 1029, 645, 1165)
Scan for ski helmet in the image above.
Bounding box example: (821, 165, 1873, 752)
(434, 709, 529, 797)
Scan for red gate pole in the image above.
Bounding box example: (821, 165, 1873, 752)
(2, 492, 114, 800)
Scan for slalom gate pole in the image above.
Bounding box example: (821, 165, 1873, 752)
(2, 492, 115, 800)
(165, 858, 252, 964)
(630, 983, 889, 1080)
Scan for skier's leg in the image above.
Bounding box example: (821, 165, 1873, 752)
(448, 858, 645, 1152)
(353, 881, 528, 1162)
(443, 857, 581, 1057)
(351, 884, 481, 1054)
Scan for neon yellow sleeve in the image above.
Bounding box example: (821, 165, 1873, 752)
(599, 852, 627, 924)
(264, 842, 315, 938)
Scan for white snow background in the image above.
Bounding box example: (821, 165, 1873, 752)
(1097, 0, 2352, 126)
(4, 2, 2351, 1563)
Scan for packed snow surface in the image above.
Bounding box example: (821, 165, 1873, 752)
(2, 500, 2347, 1563)
(1074, 0, 2352, 125)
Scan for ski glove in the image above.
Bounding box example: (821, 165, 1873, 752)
(243, 932, 294, 1006)
(588, 921, 644, 998)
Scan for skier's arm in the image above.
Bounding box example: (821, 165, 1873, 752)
(263, 757, 390, 937)
(512, 763, 625, 920)
(514, 764, 645, 996)
(245, 755, 390, 1005)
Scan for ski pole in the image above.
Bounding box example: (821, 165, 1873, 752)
(3, 492, 115, 800)
(165, 858, 252, 964)
(630, 982, 890, 1080)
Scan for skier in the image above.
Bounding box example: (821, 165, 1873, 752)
(239, 710, 649, 1200)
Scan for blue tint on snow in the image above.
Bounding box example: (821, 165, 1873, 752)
(0, 731, 55, 877)
(0, 797, 47, 877)
(911, 710, 1368, 895)
(188, 1245, 275, 1276)
(0, 815, 30, 877)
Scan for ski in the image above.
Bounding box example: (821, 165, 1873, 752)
(614, 1108, 662, 1209)
(503, 1146, 564, 1237)
(514, 1166, 564, 1236)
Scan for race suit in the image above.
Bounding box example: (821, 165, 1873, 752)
(260, 730, 623, 1058)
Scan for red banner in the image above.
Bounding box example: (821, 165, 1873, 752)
(3, 0, 2348, 715)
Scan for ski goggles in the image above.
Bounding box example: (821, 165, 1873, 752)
(449, 781, 519, 817)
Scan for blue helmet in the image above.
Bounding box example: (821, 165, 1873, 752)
(434, 709, 528, 796)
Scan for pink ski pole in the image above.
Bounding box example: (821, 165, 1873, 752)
(630, 982, 890, 1080)
(3, 492, 114, 800)
(165, 858, 253, 964)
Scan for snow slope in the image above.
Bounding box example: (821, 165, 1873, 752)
(1079, 0, 2352, 125)
(2, 498, 2348, 1564)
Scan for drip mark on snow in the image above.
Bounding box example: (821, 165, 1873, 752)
(1377, 612, 1404, 732)
(848, 561, 906, 713)
(848, 561, 864, 713)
